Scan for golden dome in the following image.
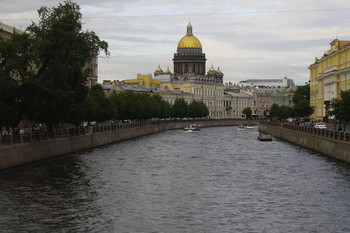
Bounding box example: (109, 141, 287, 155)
(178, 36, 202, 49)
(209, 64, 216, 71)
(165, 66, 171, 74)
(155, 65, 163, 72)
(177, 23, 202, 49)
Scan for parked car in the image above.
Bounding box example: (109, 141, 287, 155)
(314, 122, 327, 129)
(304, 122, 314, 128)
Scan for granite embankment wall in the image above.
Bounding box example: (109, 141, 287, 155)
(258, 121, 350, 163)
(0, 119, 256, 171)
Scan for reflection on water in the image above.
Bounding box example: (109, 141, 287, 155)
(1, 127, 350, 232)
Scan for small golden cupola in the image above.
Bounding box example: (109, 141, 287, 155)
(154, 65, 164, 76)
(216, 66, 224, 79)
(207, 64, 217, 77)
(165, 66, 172, 74)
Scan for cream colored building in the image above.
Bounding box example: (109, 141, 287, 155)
(160, 78, 225, 118)
(309, 39, 350, 121)
(0, 22, 23, 39)
(224, 92, 254, 118)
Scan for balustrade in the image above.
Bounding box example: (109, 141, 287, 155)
(260, 121, 350, 142)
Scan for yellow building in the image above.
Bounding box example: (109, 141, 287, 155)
(309, 39, 350, 121)
(122, 71, 170, 88)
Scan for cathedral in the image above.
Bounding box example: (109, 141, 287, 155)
(156, 23, 227, 118)
(155, 23, 224, 83)
(105, 23, 249, 119)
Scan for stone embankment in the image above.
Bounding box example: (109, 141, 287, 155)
(0, 119, 257, 171)
(258, 121, 350, 163)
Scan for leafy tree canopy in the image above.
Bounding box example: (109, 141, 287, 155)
(242, 107, 252, 118)
(172, 98, 189, 118)
(329, 89, 350, 131)
(0, 1, 109, 130)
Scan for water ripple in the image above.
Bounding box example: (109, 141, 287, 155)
(1, 127, 350, 232)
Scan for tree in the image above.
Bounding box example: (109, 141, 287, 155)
(268, 103, 294, 121)
(140, 93, 155, 119)
(0, 76, 22, 129)
(189, 100, 203, 118)
(172, 98, 189, 118)
(84, 84, 113, 123)
(158, 97, 172, 119)
(197, 100, 209, 118)
(0, 31, 33, 129)
(1, 1, 108, 131)
(293, 83, 310, 103)
(242, 107, 252, 119)
(269, 103, 281, 119)
(329, 89, 350, 131)
(292, 83, 314, 118)
(279, 105, 294, 120)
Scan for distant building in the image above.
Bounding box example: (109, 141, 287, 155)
(224, 92, 253, 118)
(0, 21, 22, 39)
(101, 81, 193, 105)
(251, 91, 293, 116)
(238, 77, 295, 88)
(309, 39, 350, 121)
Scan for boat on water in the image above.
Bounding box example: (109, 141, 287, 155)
(236, 126, 245, 131)
(257, 133, 272, 141)
(246, 125, 254, 129)
(184, 124, 202, 131)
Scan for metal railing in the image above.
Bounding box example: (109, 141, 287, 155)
(1, 118, 257, 146)
(0, 120, 158, 146)
(260, 121, 350, 142)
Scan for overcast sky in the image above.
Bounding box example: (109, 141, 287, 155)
(1, 0, 350, 85)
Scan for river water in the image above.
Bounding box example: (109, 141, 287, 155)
(1, 126, 350, 233)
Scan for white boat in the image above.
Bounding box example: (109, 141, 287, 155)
(236, 126, 245, 131)
(184, 124, 202, 131)
(246, 125, 254, 129)
(257, 133, 272, 141)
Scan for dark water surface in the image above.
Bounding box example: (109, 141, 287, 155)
(1, 127, 350, 232)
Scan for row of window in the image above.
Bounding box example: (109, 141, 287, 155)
(194, 88, 223, 97)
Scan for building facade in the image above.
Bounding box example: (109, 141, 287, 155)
(224, 92, 253, 118)
(238, 77, 295, 88)
(309, 39, 350, 121)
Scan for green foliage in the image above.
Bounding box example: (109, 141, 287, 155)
(188, 100, 209, 118)
(292, 83, 314, 118)
(279, 105, 294, 120)
(242, 107, 252, 118)
(293, 83, 310, 103)
(0, 76, 22, 129)
(172, 98, 189, 118)
(157, 96, 172, 119)
(268, 103, 294, 120)
(293, 97, 314, 118)
(269, 104, 280, 118)
(0, 1, 108, 130)
(329, 89, 350, 130)
(84, 85, 113, 123)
